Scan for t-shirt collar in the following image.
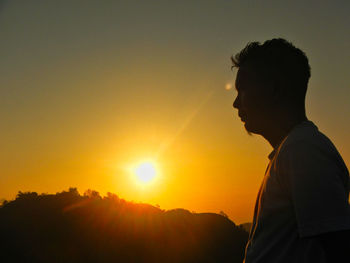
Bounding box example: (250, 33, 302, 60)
(267, 120, 316, 160)
(268, 149, 276, 160)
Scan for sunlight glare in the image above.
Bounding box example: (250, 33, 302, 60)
(134, 162, 157, 185)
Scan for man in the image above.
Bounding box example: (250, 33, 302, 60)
(231, 38, 350, 262)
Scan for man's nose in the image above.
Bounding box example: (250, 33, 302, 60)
(233, 96, 239, 109)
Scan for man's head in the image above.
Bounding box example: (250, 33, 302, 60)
(232, 38, 311, 135)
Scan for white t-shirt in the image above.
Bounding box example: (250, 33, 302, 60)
(244, 120, 350, 263)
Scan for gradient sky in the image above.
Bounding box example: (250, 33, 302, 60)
(1, 0, 349, 223)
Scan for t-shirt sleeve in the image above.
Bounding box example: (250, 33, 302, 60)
(279, 141, 350, 238)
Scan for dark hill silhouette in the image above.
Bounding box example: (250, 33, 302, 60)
(0, 188, 248, 263)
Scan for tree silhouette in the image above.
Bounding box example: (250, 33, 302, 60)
(0, 188, 248, 263)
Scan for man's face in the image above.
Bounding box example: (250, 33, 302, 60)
(233, 67, 274, 135)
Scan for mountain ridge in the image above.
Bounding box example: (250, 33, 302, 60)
(0, 188, 249, 263)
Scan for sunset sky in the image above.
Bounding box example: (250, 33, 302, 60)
(1, 1, 349, 224)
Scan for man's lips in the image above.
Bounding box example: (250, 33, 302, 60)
(238, 113, 245, 120)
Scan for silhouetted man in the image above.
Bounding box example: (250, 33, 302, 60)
(232, 38, 350, 263)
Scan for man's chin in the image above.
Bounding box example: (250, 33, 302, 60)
(244, 122, 257, 136)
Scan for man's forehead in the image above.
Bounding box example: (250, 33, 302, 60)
(235, 67, 256, 88)
(237, 66, 257, 79)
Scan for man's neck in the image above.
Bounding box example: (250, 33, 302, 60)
(262, 114, 308, 149)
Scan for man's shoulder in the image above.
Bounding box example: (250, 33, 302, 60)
(279, 120, 337, 156)
(275, 120, 349, 176)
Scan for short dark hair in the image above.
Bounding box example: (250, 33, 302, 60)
(231, 38, 311, 101)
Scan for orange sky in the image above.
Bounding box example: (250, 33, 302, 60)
(1, 1, 349, 224)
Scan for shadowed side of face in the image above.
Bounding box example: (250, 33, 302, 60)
(233, 67, 274, 135)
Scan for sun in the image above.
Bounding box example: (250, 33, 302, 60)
(134, 161, 157, 185)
